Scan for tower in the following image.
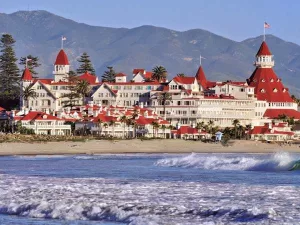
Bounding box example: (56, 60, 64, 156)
(20, 68, 33, 108)
(247, 41, 294, 105)
(53, 49, 70, 82)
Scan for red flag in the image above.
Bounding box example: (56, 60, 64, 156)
(264, 22, 270, 29)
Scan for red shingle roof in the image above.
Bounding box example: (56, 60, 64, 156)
(247, 68, 293, 102)
(115, 73, 127, 77)
(144, 71, 152, 79)
(256, 41, 272, 56)
(133, 69, 145, 75)
(173, 76, 195, 84)
(78, 72, 98, 84)
(21, 111, 62, 121)
(195, 66, 208, 89)
(21, 68, 33, 81)
(54, 49, 69, 65)
(0, 106, 5, 111)
(263, 109, 300, 119)
(176, 126, 199, 135)
(249, 125, 294, 136)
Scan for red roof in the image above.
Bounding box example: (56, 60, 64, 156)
(21, 111, 62, 121)
(195, 66, 208, 89)
(115, 73, 127, 77)
(133, 69, 145, 75)
(0, 106, 5, 111)
(35, 79, 53, 85)
(176, 126, 199, 135)
(263, 109, 300, 119)
(21, 68, 33, 81)
(144, 71, 152, 79)
(256, 41, 272, 56)
(78, 72, 98, 84)
(247, 68, 293, 102)
(249, 125, 294, 136)
(54, 49, 69, 65)
(173, 76, 195, 84)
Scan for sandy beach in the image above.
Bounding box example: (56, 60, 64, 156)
(0, 139, 299, 155)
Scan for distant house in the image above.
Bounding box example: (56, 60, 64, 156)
(249, 122, 294, 142)
(13, 111, 71, 135)
(171, 126, 210, 140)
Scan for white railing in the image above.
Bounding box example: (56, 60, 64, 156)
(24, 125, 71, 129)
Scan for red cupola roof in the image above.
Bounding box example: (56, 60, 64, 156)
(195, 66, 208, 89)
(21, 68, 33, 81)
(55, 49, 69, 65)
(78, 72, 98, 84)
(256, 41, 272, 56)
(248, 67, 293, 102)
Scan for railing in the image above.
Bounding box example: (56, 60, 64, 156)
(24, 125, 71, 129)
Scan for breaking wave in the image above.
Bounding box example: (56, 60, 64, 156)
(155, 152, 298, 172)
(0, 174, 293, 224)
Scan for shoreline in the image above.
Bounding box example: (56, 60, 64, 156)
(0, 139, 300, 156)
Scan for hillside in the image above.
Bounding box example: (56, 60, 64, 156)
(1, 10, 300, 94)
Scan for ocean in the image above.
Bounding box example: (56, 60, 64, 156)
(0, 152, 299, 224)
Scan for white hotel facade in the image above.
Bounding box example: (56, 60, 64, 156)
(20, 41, 300, 128)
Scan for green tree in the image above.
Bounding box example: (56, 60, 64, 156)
(102, 66, 116, 82)
(196, 121, 205, 131)
(62, 71, 80, 107)
(232, 119, 240, 139)
(158, 92, 172, 118)
(21, 85, 36, 108)
(161, 124, 166, 138)
(120, 115, 128, 139)
(97, 119, 103, 137)
(207, 120, 215, 134)
(151, 121, 160, 138)
(0, 34, 20, 99)
(75, 80, 91, 105)
(109, 120, 116, 137)
(152, 66, 167, 82)
(19, 55, 41, 78)
(176, 73, 185, 77)
(76, 52, 95, 75)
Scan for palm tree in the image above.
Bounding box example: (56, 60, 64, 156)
(237, 125, 245, 139)
(109, 120, 116, 137)
(196, 121, 205, 131)
(120, 115, 127, 139)
(22, 85, 36, 108)
(245, 124, 252, 140)
(176, 73, 185, 77)
(207, 120, 214, 134)
(232, 119, 240, 139)
(161, 124, 166, 138)
(126, 118, 133, 138)
(103, 123, 108, 136)
(151, 121, 159, 138)
(158, 92, 172, 119)
(97, 119, 103, 137)
(152, 66, 167, 82)
(75, 80, 91, 105)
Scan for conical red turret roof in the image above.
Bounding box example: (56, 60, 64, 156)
(195, 66, 208, 89)
(55, 49, 69, 65)
(21, 68, 33, 81)
(256, 41, 272, 56)
(248, 67, 293, 102)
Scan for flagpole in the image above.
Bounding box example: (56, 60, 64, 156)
(25, 57, 28, 68)
(61, 36, 63, 49)
(200, 54, 202, 66)
(263, 23, 265, 41)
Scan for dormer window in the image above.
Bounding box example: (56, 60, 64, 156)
(260, 89, 266, 93)
(283, 88, 286, 93)
(261, 79, 265, 82)
(277, 78, 280, 82)
(270, 79, 274, 82)
(273, 88, 278, 93)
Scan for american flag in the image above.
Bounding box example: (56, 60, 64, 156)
(264, 22, 270, 29)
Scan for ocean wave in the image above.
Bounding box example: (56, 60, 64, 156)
(0, 174, 290, 224)
(155, 152, 298, 172)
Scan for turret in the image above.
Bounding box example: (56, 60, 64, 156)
(53, 49, 70, 82)
(254, 41, 274, 68)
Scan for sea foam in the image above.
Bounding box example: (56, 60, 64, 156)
(155, 152, 297, 172)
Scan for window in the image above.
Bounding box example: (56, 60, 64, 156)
(273, 88, 278, 92)
(240, 88, 244, 92)
(261, 89, 265, 93)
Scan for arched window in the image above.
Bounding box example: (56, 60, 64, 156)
(260, 89, 265, 93)
(273, 88, 278, 92)
(270, 79, 274, 82)
(261, 79, 265, 82)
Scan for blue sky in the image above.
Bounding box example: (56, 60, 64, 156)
(2, 0, 300, 44)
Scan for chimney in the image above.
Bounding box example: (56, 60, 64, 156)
(140, 102, 144, 108)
